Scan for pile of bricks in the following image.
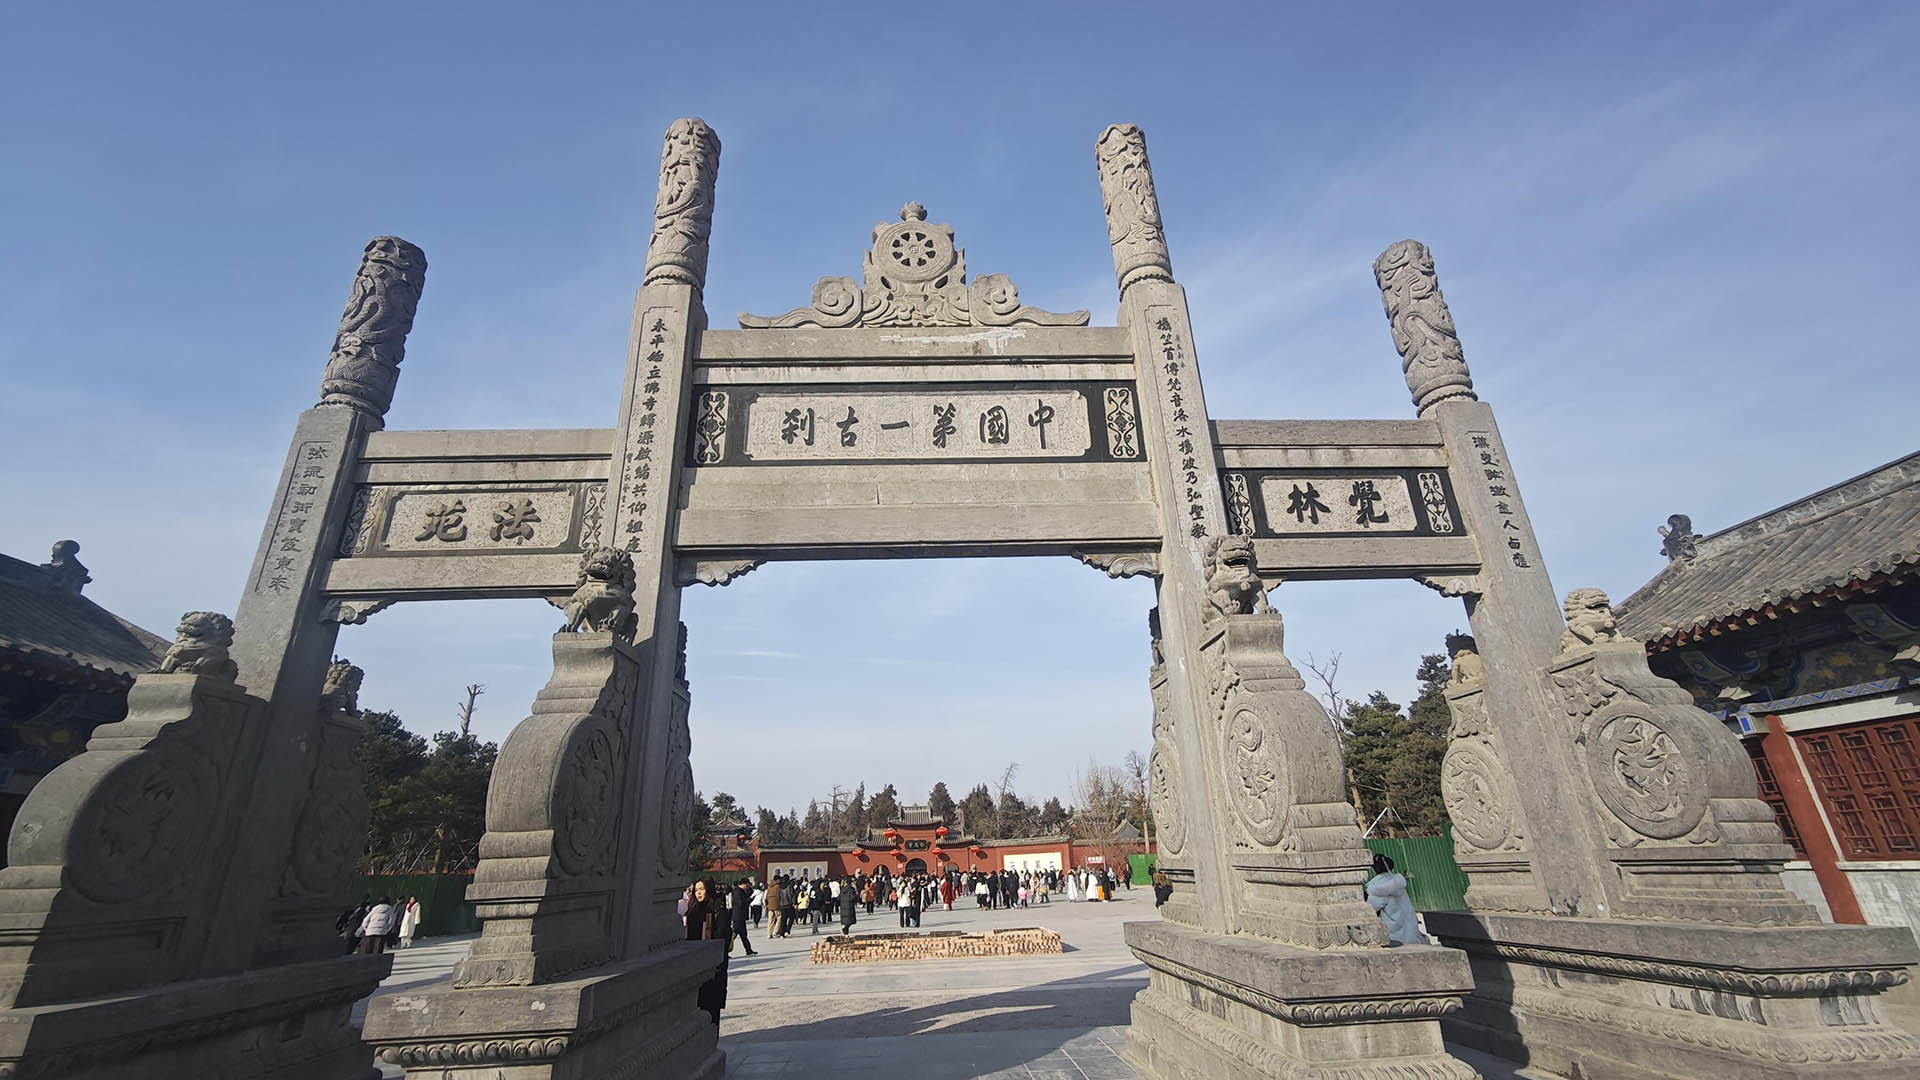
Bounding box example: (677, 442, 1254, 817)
(809, 927, 1063, 965)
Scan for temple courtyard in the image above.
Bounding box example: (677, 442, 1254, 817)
(360, 897, 1538, 1079)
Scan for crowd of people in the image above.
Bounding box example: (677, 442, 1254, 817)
(335, 895, 422, 954)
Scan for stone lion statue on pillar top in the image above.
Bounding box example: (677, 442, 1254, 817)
(562, 548, 639, 640)
(1560, 587, 1623, 652)
(1203, 535, 1272, 624)
(155, 611, 238, 681)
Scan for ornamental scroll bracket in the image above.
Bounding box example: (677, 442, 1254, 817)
(674, 558, 764, 587)
(1416, 574, 1483, 599)
(1069, 550, 1160, 580)
(320, 597, 397, 625)
(739, 203, 1090, 330)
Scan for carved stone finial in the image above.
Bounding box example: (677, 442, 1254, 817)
(739, 205, 1088, 330)
(317, 237, 428, 425)
(1560, 588, 1624, 653)
(155, 611, 238, 681)
(1658, 513, 1700, 562)
(1202, 535, 1273, 625)
(319, 658, 364, 715)
(1095, 123, 1172, 295)
(38, 540, 90, 595)
(643, 117, 722, 290)
(560, 548, 638, 640)
(1446, 632, 1484, 690)
(1372, 240, 1476, 415)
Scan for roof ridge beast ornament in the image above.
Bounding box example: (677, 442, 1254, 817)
(740, 203, 1089, 330)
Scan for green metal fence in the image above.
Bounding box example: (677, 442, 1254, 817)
(350, 873, 478, 938)
(1363, 834, 1469, 912)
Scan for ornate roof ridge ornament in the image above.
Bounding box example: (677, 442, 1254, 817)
(1372, 239, 1477, 416)
(739, 203, 1089, 330)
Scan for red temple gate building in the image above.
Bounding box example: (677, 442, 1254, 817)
(716, 806, 1147, 881)
(1617, 450, 1920, 940)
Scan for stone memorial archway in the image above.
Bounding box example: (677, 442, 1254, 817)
(0, 119, 1914, 1080)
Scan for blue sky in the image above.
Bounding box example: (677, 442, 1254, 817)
(4, 4, 1916, 816)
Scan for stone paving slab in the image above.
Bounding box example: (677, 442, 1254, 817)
(726, 1025, 1138, 1079)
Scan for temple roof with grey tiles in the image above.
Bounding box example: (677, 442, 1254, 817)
(1616, 451, 1920, 648)
(0, 542, 168, 688)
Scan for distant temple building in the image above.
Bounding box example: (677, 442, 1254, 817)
(729, 805, 1142, 881)
(0, 541, 169, 855)
(1617, 451, 1920, 938)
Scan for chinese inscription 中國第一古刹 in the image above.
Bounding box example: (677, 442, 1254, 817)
(735, 390, 1095, 461)
(1468, 431, 1530, 568)
(255, 440, 336, 595)
(1153, 316, 1209, 540)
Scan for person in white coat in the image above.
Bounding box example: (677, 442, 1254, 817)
(1366, 854, 1426, 945)
(397, 896, 421, 948)
(357, 897, 398, 954)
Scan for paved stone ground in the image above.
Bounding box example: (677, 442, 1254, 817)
(348, 897, 1567, 1078)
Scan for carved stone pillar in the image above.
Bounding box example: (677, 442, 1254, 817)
(1374, 247, 1920, 1077)
(0, 616, 388, 1079)
(1102, 123, 1475, 1080)
(362, 120, 725, 1080)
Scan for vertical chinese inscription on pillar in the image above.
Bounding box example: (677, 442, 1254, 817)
(617, 309, 672, 553)
(1151, 315, 1208, 540)
(1470, 431, 1531, 568)
(255, 441, 336, 595)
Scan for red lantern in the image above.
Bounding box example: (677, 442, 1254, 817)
(736, 832, 749, 847)
(935, 825, 948, 838)
(884, 827, 899, 840)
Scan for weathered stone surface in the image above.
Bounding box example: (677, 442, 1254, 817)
(317, 236, 427, 425)
(1431, 911, 1920, 1080)
(365, 940, 722, 1080)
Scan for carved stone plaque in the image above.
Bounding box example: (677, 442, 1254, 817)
(694, 385, 1141, 464)
(1228, 468, 1465, 539)
(376, 486, 579, 554)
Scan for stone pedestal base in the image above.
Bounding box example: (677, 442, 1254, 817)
(362, 939, 723, 1080)
(0, 952, 388, 1080)
(1428, 911, 1920, 1079)
(1123, 920, 1478, 1079)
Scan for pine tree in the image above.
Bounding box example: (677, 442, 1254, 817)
(845, 784, 867, 840)
(1389, 652, 1453, 835)
(958, 783, 995, 837)
(1342, 691, 1409, 834)
(867, 784, 900, 831)
(927, 781, 956, 824)
(1037, 796, 1071, 833)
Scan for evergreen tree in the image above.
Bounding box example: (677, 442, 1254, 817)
(958, 783, 995, 837)
(996, 792, 1038, 838)
(709, 791, 741, 824)
(755, 806, 781, 845)
(688, 791, 715, 871)
(1037, 796, 1071, 834)
(927, 781, 956, 824)
(1390, 653, 1453, 835)
(1342, 691, 1409, 835)
(845, 783, 867, 840)
(802, 800, 827, 843)
(867, 783, 901, 831)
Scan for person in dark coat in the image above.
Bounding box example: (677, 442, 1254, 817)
(730, 880, 757, 956)
(837, 876, 858, 935)
(684, 878, 729, 1026)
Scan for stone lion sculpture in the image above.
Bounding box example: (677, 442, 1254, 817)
(1203, 535, 1272, 623)
(156, 611, 238, 681)
(319, 659, 364, 715)
(1446, 632, 1484, 689)
(1560, 588, 1622, 652)
(563, 548, 639, 639)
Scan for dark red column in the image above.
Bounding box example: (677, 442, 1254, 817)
(1761, 714, 1865, 924)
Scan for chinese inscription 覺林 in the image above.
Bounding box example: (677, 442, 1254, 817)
(1468, 430, 1530, 568)
(1257, 475, 1421, 536)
